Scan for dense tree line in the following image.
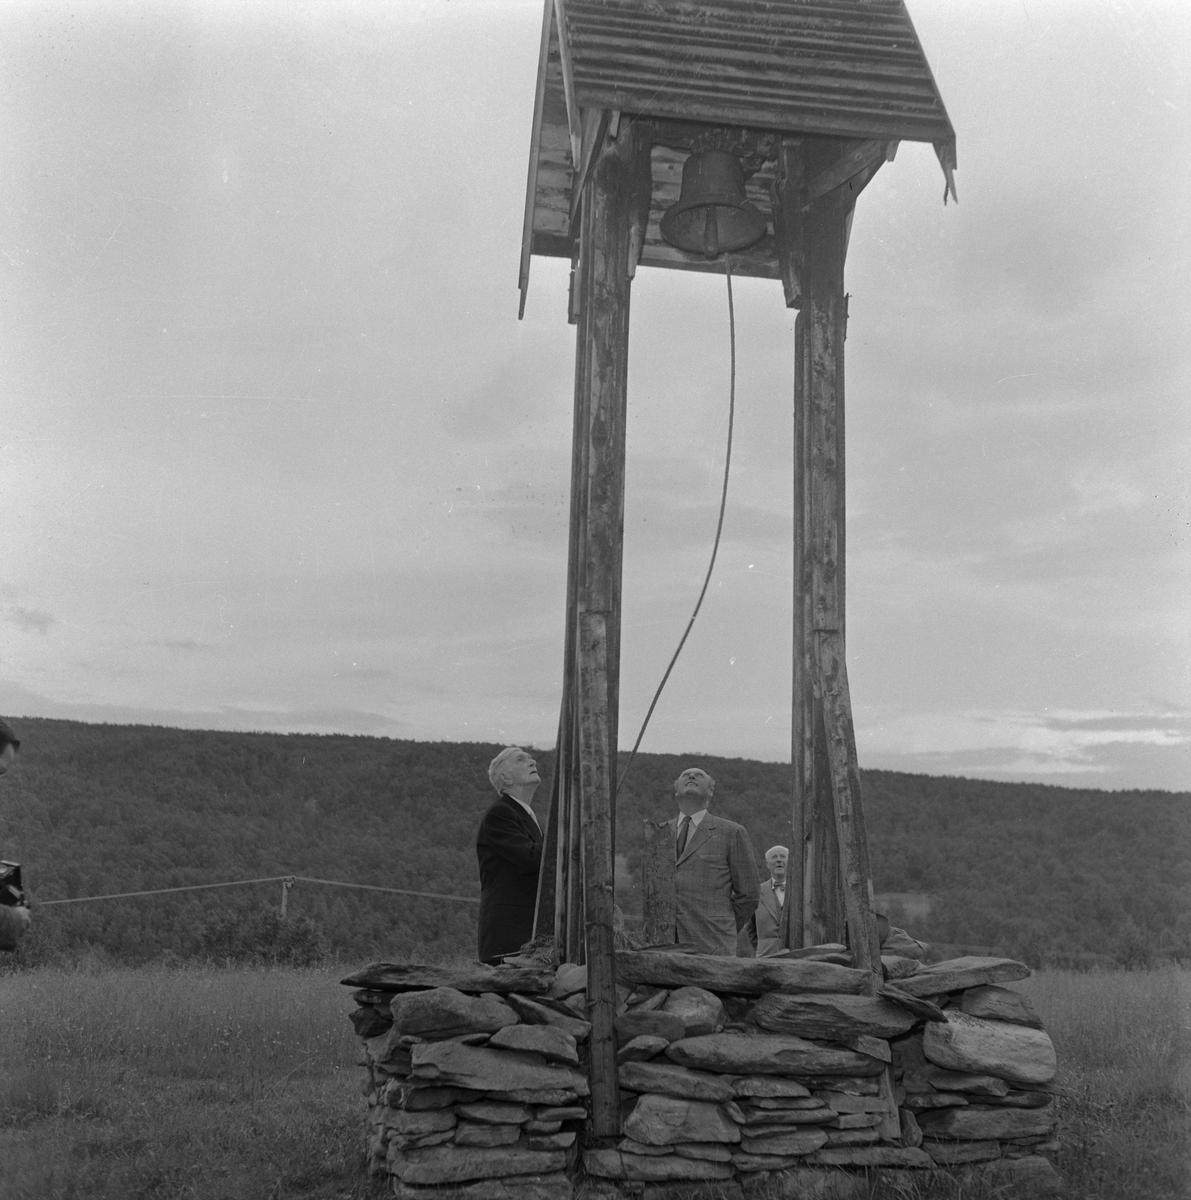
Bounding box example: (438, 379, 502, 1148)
(1, 718, 1186, 969)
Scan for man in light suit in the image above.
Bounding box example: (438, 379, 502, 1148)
(670, 767, 760, 956)
(747, 844, 790, 958)
(475, 746, 544, 964)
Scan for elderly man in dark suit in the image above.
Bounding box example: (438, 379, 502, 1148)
(668, 766, 760, 956)
(747, 844, 790, 957)
(475, 746, 544, 964)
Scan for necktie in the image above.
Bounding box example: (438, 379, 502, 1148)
(774, 886, 785, 907)
(676, 815, 690, 860)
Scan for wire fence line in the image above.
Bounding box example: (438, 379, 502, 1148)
(34, 874, 481, 907)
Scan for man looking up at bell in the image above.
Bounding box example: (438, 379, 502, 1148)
(475, 746, 544, 964)
(670, 766, 760, 955)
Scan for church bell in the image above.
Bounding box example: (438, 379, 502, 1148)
(659, 149, 767, 258)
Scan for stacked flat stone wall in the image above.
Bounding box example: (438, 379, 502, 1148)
(344, 953, 1062, 1199)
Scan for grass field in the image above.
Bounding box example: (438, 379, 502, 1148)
(0, 964, 1186, 1200)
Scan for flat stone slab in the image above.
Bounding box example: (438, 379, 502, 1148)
(917, 1103, 1057, 1140)
(619, 1035, 669, 1064)
(673, 1143, 732, 1162)
(389, 988, 518, 1040)
(738, 1107, 833, 1126)
(487, 1024, 579, 1066)
(411, 1042, 590, 1096)
(667, 1033, 884, 1077)
(455, 1101, 531, 1125)
(506, 993, 592, 1042)
(738, 1128, 829, 1157)
(389, 1146, 566, 1184)
(616, 1010, 687, 1045)
(750, 993, 915, 1041)
(534, 1105, 586, 1121)
(923, 1066, 1010, 1096)
(923, 1012, 1057, 1085)
(732, 1076, 811, 1099)
(522, 1131, 575, 1151)
(624, 1094, 742, 1146)
(661, 987, 726, 1036)
(454, 1122, 521, 1148)
(547, 963, 587, 999)
(489, 1088, 581, 1105)
(617, 951, 866, 996)
(961, 984, 1043, 1027)
(893, 957, 1031, 998)
(823, 1128, 879, 1146)
(584, 1149, 733, 1182)
(806, 1146, 934, 1167)
(382, 1109, 457, 1135)
(343, 962, 553, 995)
(619, 1061, 736, 1102)
(731, 1153, 808, 1172)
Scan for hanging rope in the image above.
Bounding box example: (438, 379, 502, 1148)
(617, 256, 737, 794)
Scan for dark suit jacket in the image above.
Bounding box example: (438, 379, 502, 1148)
(475, 793, 543, 963)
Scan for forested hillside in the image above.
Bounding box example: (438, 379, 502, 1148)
(1, 718, 1186, 968)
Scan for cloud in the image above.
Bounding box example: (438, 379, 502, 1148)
(857, 706, 1191, 789)
(6, 606, 53, 634)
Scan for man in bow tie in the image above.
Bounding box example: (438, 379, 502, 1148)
(670, 766, 760, 956)
(475, 746, 544, 964)
(747, 844, 790, 958)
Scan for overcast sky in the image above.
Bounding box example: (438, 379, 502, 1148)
(1, 0, 1188, 792)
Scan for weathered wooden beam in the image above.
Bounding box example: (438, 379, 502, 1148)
(566, 123, 649, 1138)
(615, 950, 867, 996)
(340, 962, 554, 995)
(771, 137, 804, 310)
(641, 819, 676, 946)
(818, 631, 882, 991)
(805, 139, 893, 205)
(578, 610, 618, 1136)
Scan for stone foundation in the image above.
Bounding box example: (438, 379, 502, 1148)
(343, 953, 1063, 1198)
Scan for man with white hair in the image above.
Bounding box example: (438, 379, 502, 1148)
(475, 746, 543, 964)
(747, 844, 790, 958)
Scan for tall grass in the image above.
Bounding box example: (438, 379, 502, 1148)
(0, 963, 377, 1200)
(1, 965, 1187, 1199)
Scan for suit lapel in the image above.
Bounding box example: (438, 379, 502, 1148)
(677, 814, 715, 865)
(501, 794, 542, 843)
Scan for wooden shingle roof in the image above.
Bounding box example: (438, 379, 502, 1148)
(520, 0, 955, 309)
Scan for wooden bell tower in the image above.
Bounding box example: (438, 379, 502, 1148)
(518, 0, 955, 1137)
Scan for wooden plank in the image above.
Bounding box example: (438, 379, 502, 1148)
(569, 126, 646, 1139)
(641, 819, 676, 946)
(340, 963, 554, 995)
(817, 631, 882, 991)
(578, 610, 619, 1136)
(615, 950, 867, 997)
(877, 1063, 902, 1142)
(772, 140, 809, 953)
(805, 139, 887, 204)
(518, 0, 556, 319)
(552, 0, 583, 169)
(771, 137, 804, 309)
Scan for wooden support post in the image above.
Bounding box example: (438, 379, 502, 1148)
(555, 118, 646, 1137)
(641, 819, 676, 946)
(778, 138, 880, 989)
